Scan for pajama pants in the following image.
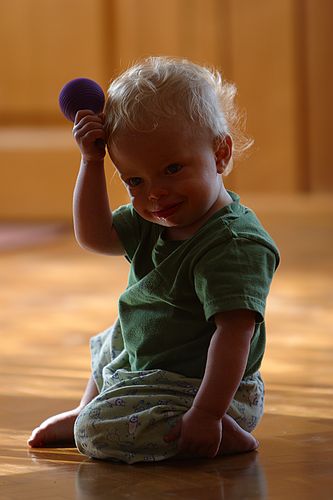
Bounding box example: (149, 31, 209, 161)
(74, 321, 265, 464)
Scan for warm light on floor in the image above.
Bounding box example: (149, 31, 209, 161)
(1, 195, 333, 499)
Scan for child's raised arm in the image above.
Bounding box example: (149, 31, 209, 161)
(72, 110, 124, 256)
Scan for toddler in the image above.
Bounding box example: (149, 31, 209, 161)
(28, 57, 279, 463)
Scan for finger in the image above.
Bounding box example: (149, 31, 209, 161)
(72, 122, 104, 137)
(72, 123, 104, 139)
(79, 130, 105, 145)
(164, 421, 181, 443)
(179, 441, 215, 458)
(74, 109, 99, 124)
(177, 437, 198, 455)
(198, 446, 218, 458)
(73, 117, 104, 135)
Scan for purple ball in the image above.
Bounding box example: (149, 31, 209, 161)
(59, 78, 105, 122)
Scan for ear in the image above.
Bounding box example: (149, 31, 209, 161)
(214, 135, 232, 174)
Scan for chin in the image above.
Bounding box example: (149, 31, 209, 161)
(153, 217, 177, 227)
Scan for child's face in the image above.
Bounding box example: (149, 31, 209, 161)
(109, 120, 231, 240)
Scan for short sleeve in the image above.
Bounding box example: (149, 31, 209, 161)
(194, 237, 278, 322)
(112, 204, 143, 261)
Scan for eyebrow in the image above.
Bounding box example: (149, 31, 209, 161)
(114, 155, 187, 180)
(117, 168, 140, 180)
(111, 160, 132, 178)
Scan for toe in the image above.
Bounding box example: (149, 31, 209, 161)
(27, 428, 44, 448)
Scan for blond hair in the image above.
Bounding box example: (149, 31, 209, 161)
(105, 56, 252, 174)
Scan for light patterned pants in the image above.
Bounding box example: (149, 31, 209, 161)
(74, 321, 264, 464)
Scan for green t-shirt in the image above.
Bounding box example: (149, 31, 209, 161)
(112, 191, 280, 379)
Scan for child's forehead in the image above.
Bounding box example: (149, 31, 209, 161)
(112, 119, 211, 151)
(109, 123, 212, 173)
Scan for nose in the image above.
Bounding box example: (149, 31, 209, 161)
(147, 181, 169, 201)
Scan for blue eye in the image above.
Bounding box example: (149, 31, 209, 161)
(166, 163, 182, 175)
(127, 177, 142, 187)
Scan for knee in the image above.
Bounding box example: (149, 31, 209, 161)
(74, 403, 110, 460)
(73, 401, 145, 462)
(74, 399, 180, 464)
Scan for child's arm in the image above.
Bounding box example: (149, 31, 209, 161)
(193, 309, 254, 417)
(72, 110, 124, 256)
(164, 309, 255, 457)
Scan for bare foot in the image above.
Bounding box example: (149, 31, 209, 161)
(219, 414, 259, 455)
(27, 408, 81, 448)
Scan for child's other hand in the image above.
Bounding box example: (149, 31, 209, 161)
(164, 406, 222, 458)
(73, 110, 106, 162)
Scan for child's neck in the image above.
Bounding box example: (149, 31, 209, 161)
(164, 189, 233, 241)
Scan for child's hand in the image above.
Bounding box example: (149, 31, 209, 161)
(73, 110, 106, 162)
(164, 406, 222, 458)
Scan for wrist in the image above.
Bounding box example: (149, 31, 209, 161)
(81, 157, 105, 169)
(192, 404, 224, 421)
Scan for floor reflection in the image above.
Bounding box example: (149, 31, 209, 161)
(25, 447, 268, 500)
(74, 452, 267, 500)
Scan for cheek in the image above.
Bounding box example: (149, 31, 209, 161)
(186, 171, 221, 203)
(126, 186, 142, 202)
(184, 173, 213, 193)
(130, 194, 146, 215)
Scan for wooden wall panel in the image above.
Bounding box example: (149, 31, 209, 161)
(0, 0, 118, 220)
(0, 0, 105, 123)
(1, 0, 332, 220)
(226, 0, 299, 192)
(305, 0, 333, 191)
(111, 0, 230, 69)
(0, 128, 126, 219)
(118, 0, 182, 59)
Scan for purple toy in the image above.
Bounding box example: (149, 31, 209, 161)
(58, 78, 105, 122)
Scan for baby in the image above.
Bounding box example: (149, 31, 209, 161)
(28, 57, 279, 463)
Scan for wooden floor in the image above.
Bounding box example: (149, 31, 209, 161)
(1, 194, 333, 499)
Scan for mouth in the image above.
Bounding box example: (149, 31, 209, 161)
(151, 201, 183, 219)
